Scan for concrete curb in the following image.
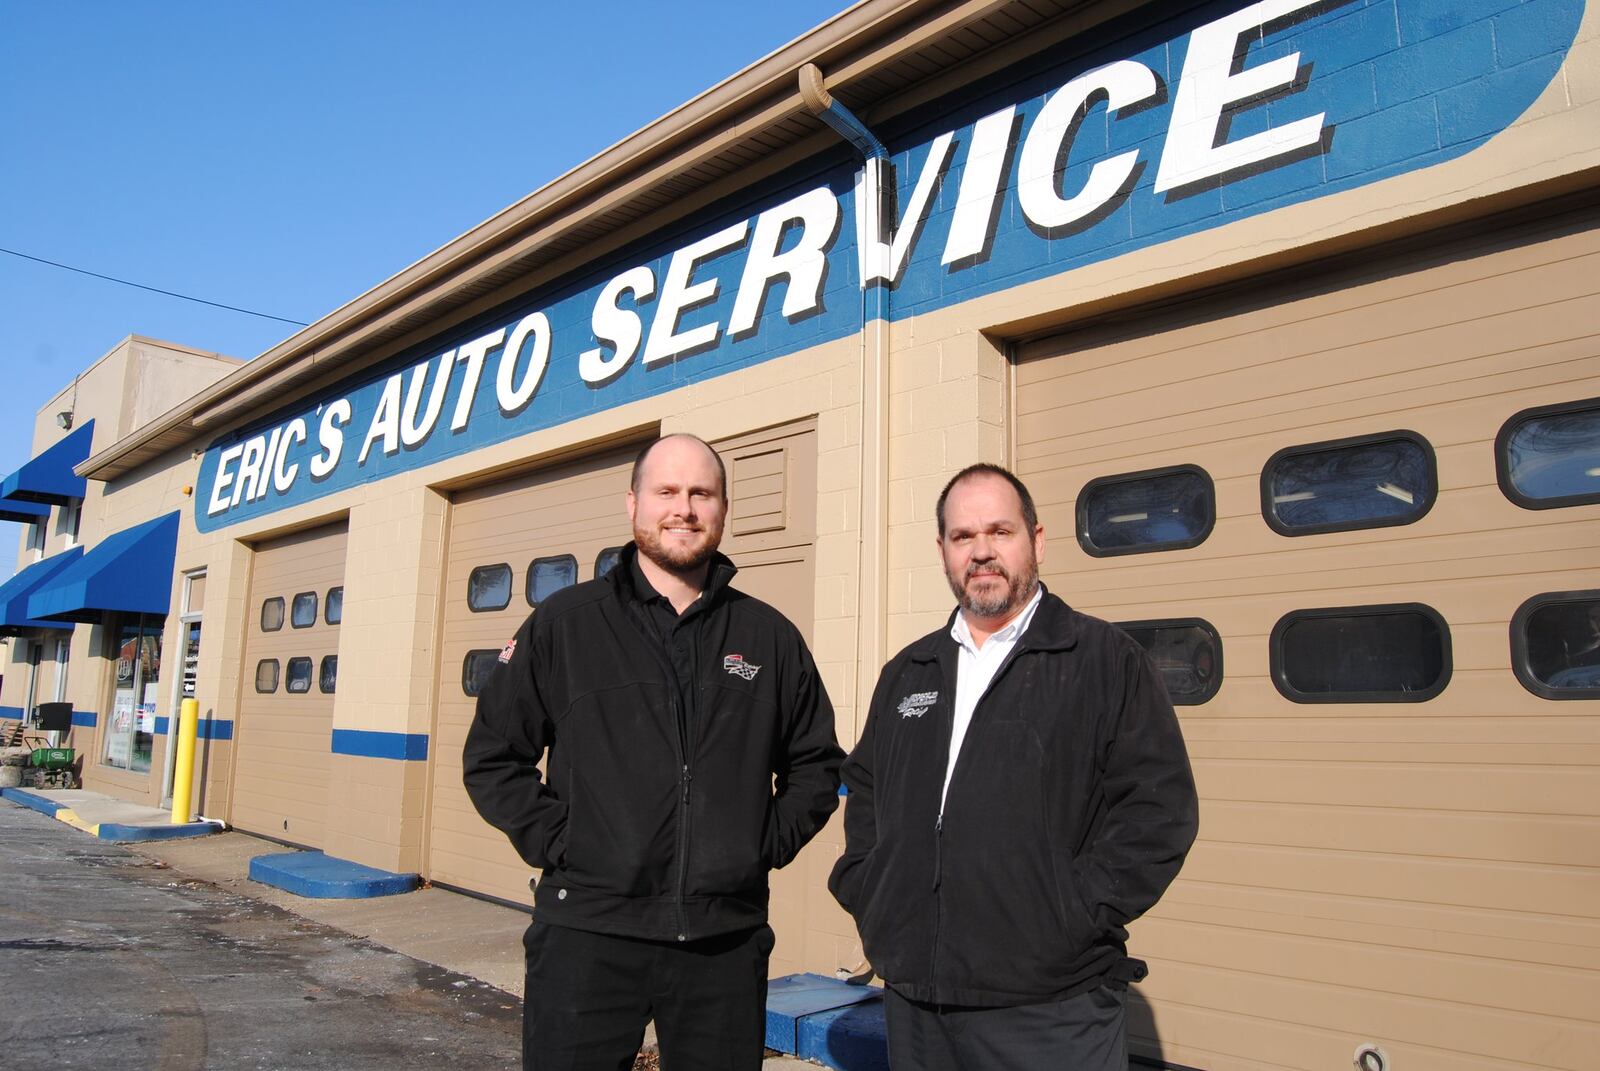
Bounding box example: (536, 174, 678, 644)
(96, 819, 224, 842)
(764, 973, 887, 1071)
(248, 850, 420, 899)
(1, 786, 61, 816)
(2, 787, 221, 840)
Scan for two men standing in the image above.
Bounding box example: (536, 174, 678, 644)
(830, 463, 1198, 1069)
(466, 440, 1196, 1071)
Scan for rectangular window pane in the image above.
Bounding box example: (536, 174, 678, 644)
(1274, 605, 1449, 702)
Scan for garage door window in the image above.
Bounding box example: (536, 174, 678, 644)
(255, 659, 280, 694)
(468, 564, 513, 612)
(1272, 604, 1450, 702)
(285, 657, 313, 694)
(325, 586, 343, 625)
(1117, 619, 1222, 705)
(1077, 465, 1214, 556)
(528, 555, 578, 606)
(319, 655, 338, 694)
(462, 649, 500, 696)
(1512, 591, 1600, 699)
(291, 592, 318, 628)
(1262, 431, 1435, 535)
(261, 597, 285, 632)
(1496, 397, 1600, 509)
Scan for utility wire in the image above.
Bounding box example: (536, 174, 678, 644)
(0, 245, 309, 326)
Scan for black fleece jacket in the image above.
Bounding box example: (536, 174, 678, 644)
(829, 590, 1198, 1006)
(464, 544, 842, 942)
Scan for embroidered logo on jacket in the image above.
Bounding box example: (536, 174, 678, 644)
(722, 654, 761, 680)
(897, 691, 939, 718)
(497, 638, 517, 664)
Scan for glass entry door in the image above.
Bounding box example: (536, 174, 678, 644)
(105, 615, 162, 774)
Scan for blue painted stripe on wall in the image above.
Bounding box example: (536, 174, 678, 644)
(193, 0, 1586, 535)
(152, 716, 235, 741)
(330, 729, 429, 761)
(0, 706, 96, 728)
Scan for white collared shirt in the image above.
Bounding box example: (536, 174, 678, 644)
(940, 584, 1044, 813)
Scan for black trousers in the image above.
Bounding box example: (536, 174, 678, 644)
(883, 985, 1127, 1071)
(522, 920, 773, 1071)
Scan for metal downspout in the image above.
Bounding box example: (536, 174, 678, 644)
(799, 64, 890, 741)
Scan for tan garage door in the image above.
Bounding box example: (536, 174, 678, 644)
(426, 422, 819, 911)
(1013, 206, 1600, 1070)
(231, 522, 348, 848)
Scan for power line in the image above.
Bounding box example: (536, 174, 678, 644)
(0, 245, 309, 327)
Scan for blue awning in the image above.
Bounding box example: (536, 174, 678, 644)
(26, 511, 179, 624)
(0, 420, 94, 506)
(0, 548, 84, 634)
(0, 497, 50, 524)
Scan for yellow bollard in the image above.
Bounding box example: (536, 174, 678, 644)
(170, 697, 200, 824)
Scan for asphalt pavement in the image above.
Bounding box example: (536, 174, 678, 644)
(0, 794, 818, 1069)
(0, 801, 521, 1069)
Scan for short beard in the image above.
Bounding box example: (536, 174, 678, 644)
(634, 523, 719, 574)
(946, 556, 1039, 620)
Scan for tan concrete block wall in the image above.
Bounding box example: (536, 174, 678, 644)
(883, 328, 1009, 658)
(337, 485, 447, 737)
(324, 753, 429, 874)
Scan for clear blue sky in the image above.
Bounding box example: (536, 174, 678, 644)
(0, 0, 848, 578)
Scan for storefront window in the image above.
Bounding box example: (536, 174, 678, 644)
(105, 614, 163, 773)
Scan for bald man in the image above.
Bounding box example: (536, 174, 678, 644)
(466, 434, 842, 1071)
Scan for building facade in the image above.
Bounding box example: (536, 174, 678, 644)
(4, 2, 1598, 1066)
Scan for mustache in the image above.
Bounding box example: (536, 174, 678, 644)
(965, 561, 1009, 581)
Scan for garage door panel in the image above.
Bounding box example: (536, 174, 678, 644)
(1015, 212, 1600, 1060)
(1017, 334, 1600, 473)
(232, 522, 347, 848)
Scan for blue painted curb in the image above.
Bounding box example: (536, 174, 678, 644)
(798, 998, 888, 1071)
(1, 787, 63, 816)
(765, 973, 884, 1069)
(96, 820, 221, 842)
(249, 850, 419, 899)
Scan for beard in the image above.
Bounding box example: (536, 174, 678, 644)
(945, 554, 1039, 620)
(634, 520, 721, 574)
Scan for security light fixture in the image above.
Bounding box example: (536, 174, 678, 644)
(55, 410, 73, 429)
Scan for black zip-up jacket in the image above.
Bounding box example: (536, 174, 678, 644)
(464, 543, 842, 942)
(828, 590, 1198, 1006)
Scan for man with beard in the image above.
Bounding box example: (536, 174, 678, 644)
(465, 433, 842, 1071)
(829, 463, 1197, 1070)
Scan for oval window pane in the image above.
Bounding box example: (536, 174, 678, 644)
(1515, 593, 1600, 697)
(1265, 434, 1434, 534)
(260, 598, 284, 632)
(467, 564, 512, 612)
(1118, 620, 1222, 705)
(527, 555, 577, 606)
(1499, 401, 1600, 507)
(291, 592, 318, 628)
(255, 659, 279, 693)
(1078, 467, 1213, 555)
(319, 655, 338, 694)
(285, 657, 313, 694)
(463, 649, 500, 697)
(1274, 605, 1449, 701)
(595, 546, 624, 579)
(325, 587, 344, 625)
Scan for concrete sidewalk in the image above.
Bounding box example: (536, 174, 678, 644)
(2, 787, 873, 1069)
